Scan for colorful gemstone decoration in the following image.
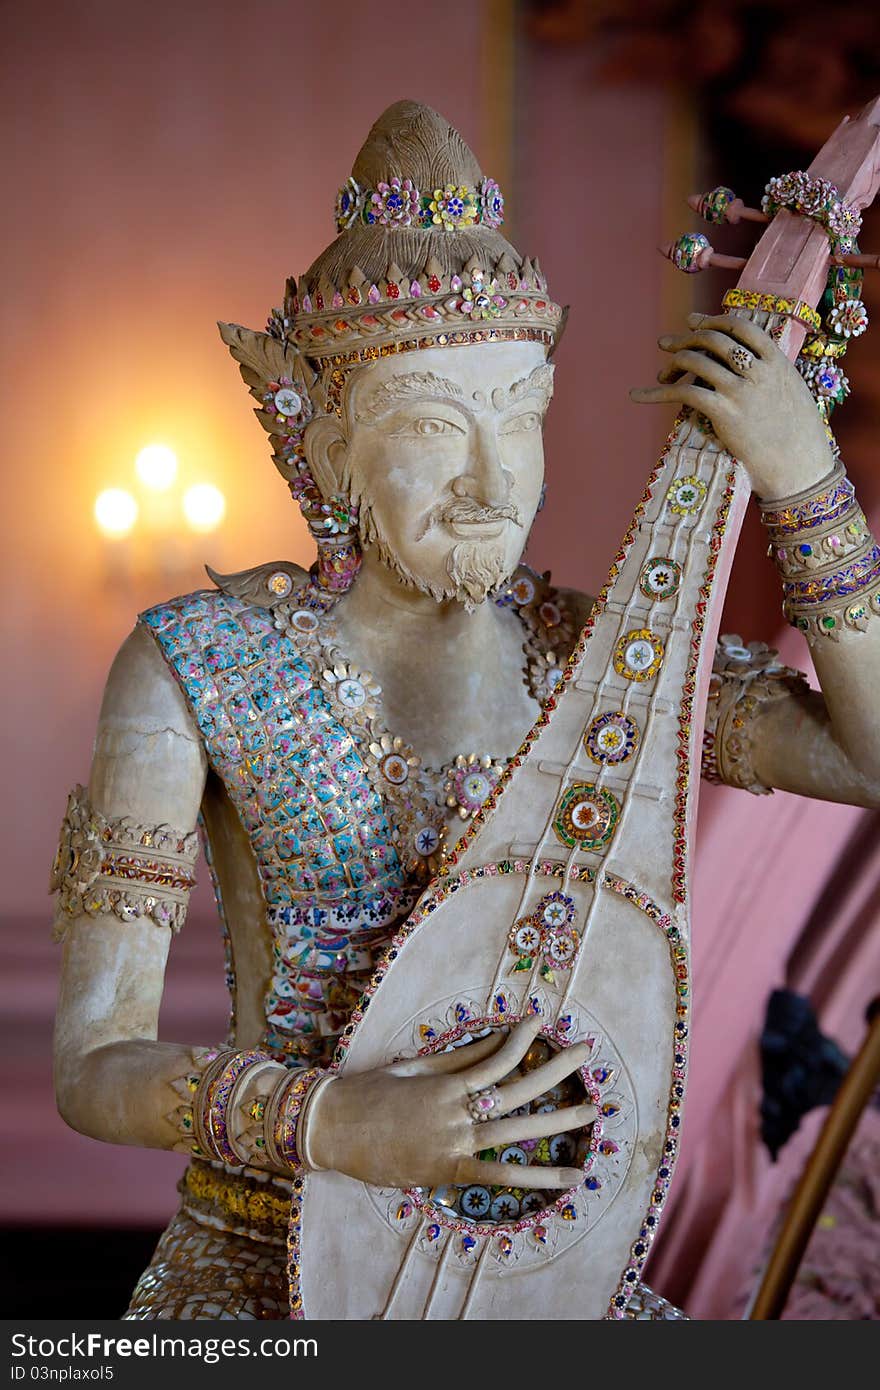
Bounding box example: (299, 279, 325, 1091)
(553, 783, 620, 851)
(698, 185, 736, 224)
(509, 573, 536, 606)
(274, 387, 303, 417)
(443, 753, 504, 820)
(266, 571, 293, 598)
(428, 184, 478, 231)
(826, 298, 868, 339)
(460, 1186, 491, 1218)
(667, 475, 707, 516)
(479, 177, 505, 228)
(537, 891, 576, 930)
(334, 176, 363, 230)
(639, 556, 682, 601)
(367, 177, 420, 227)
(670, 232, 710, 273)
(584, 711, 640, 765)
(511, 917, 543, 956)
(380, 753, 409, 785)
(613, 630, 664, 683)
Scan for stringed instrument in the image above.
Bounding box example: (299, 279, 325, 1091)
(290, 97, 880, 1321)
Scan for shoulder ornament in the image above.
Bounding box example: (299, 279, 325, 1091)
(206, 560, 310, 610)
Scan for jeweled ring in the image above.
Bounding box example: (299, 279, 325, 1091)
(467, 1085, 503, 1123)
(729, 345, 754, 374)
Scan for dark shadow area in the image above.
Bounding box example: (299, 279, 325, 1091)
(0, 1227, 161, 1320)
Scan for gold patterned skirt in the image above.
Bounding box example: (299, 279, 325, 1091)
(123, 1159, 686, 1320)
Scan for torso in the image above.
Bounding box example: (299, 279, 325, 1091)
(141, 564, 587, 1069)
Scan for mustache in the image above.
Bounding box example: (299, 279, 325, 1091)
(416, 495, 523, 542)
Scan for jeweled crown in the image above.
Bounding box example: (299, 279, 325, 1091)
(267, 100, 564, 362)
(221, 101, 562, 595)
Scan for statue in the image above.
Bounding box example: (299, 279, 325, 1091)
(51, 100, 880, 1321)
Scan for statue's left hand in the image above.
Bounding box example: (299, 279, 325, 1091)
(630, 312, 835, 500)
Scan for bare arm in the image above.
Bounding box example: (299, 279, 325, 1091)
(750, 677, 880, 808)
(53, 623, 217, 1150)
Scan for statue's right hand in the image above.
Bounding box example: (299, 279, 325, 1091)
(305, 1014, 593, 1190)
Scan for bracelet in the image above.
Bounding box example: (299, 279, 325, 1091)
(193, 1049, 275, 1166)
(759, 467, 880, 640)
(225, 1058, 281, 1165)
(295, 1073, 336, 1172)
(758, 463, 855, 538)
(262, 1066, 330, 1175)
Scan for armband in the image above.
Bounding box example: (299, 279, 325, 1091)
(702, 636, 810, 795)
(50, 785, 198, 939)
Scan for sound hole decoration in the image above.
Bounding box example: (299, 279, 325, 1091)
(412, 1027, 597, 1228)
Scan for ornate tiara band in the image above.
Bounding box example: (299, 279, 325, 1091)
(269, 256, 563, 360)
(335, 175, 504, 232)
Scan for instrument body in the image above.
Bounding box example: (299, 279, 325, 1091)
(292, 101, 880, 1320)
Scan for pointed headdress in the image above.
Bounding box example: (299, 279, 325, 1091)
(220, 100, 563, 592)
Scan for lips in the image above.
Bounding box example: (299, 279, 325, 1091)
(447, 519, 507, 538)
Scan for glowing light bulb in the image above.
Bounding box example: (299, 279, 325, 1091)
(183, 483, 226, 532)
(94, 488, 138, 538)
(135, 444, 178, 491)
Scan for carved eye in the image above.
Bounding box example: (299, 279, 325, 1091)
(393, 417, 466, 437)
(500, 411, 541, 435)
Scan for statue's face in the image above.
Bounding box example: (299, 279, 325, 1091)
(336, 340, 552, 606)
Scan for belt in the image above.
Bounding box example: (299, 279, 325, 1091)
(179, 1158, 291, 1246)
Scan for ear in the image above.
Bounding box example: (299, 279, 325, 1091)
(303, 414, 348, 498)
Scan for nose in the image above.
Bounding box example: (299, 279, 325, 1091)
(452, 418, 512, 505)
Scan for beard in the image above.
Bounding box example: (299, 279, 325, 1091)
(357, 494, 519, 611)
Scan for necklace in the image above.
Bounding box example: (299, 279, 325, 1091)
(270, 565, 577, 878)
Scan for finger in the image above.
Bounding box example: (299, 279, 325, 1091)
(660, 328, 760, 365)
(389, 1031, 506, 1078)
(453, 1156, 583, 1190)
(465, 1013, 543, 1090)
(630, 383, 721, 411)
(476, 1102, 597, 1149)
(496, 1042, 591, 1111)
(686, 312, 775, 358)
(657, 350, 739, 391)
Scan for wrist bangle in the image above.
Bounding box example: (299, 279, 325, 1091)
(759, 465, 880, 639)
(225, 1058, 281, 1165)
(262, 1067, 330, 1175)
(295, 1073, 336, 1173)
(193, 1049, 275, 1166)
(758, 462, 854, 537)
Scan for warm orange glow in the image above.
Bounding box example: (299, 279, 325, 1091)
(183, 483, 226, 532)
(135, 443, 178, 491)
(94, 488, 138, 538)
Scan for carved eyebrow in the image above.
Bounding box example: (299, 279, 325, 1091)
(492, 363, 555, 412)
(355, 371, 466, 422)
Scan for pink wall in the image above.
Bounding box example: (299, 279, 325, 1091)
(4, 0, 877, 1319)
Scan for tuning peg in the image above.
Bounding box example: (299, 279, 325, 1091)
(834, 252, 880, 270)
(661, 234, 747, 274)
(688, 187, 769, 227)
